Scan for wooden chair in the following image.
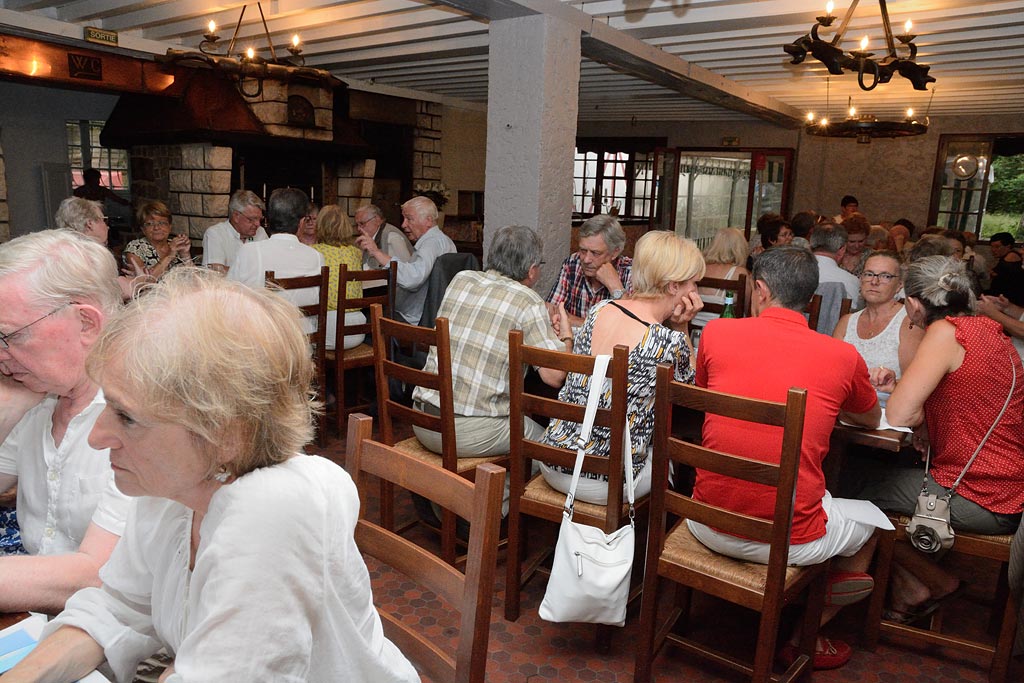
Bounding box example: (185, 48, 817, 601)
(864, 516, 1019, 683)
(805, 294, 851, 333)
(265, 266, 328, 447)
(635, 367, 827, 683)
(345, 413, 504, 683)
(325, 261, 396, 437)
(506, 330, 638, 648)
(371, 303, 509, 565)
(697, 273, 747, 320)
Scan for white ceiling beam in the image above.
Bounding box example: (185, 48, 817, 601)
(341, 74, 486, 109)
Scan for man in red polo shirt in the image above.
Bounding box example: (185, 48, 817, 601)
(691, 246, 891, 670)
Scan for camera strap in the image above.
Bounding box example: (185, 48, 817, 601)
(921, 354, 1016, 501)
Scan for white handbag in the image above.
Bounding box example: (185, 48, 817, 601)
(539, 354, 636, 627)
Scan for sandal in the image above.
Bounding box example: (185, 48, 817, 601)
(883, 580, 968, 625)
(778, 636, 853, 670)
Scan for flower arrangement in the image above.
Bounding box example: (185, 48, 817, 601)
(413, 181, 451, 209)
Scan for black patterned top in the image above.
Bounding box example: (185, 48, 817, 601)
(541, 300, 695, 481)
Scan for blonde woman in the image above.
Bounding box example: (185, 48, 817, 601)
(540, 231, 705, 504)
(4, 269, 418, 682)
(312, 205, 365, 350)
(693, 227, 753, 327)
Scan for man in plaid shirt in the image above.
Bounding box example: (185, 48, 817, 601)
(546, 214, 632, 327)
(412, 226, 571, 462)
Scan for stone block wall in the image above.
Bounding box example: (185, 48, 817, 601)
(247, 81, 332, 142)
(336, 159, 376, 216)
(414, 101, 442, 183)
(132, 143, 232, 240)
(0, 138, 9, 243)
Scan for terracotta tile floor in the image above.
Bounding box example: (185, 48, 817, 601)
(318, 431, 1022, 683)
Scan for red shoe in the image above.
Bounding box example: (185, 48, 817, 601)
(826, 570, 874, 606)
(778, 637, 853, 670)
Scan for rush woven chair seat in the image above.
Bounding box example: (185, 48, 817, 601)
(864, 514, 1019, 683)
(265, 266, 328, 447)
(634, 367, 827, 683)
(345, 413, 504, 683)
(371, 303, 509, 565)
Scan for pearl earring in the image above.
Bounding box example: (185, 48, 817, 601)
(213, 467, 230, 483)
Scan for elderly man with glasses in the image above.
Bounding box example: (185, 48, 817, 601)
(202, 189, 269, 274)
(0, 229, 130, 613)
(353, 203, 412, 270)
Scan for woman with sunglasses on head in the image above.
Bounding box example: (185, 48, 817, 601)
(833, 251, 924, 406)
(123, 201, 192, 280)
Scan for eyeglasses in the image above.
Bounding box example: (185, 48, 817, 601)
(355, 217, 379, 227)
(0, 303, 71, 350)
(143, 219, 171, 229)
(860, 271, 899, 283)
(234, 211, 263, 225)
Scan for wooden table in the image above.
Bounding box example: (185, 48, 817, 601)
(831, 422, 911, 453)
(826, 422, 912, 489)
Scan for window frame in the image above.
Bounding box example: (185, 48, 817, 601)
(573, 137, 666, 220)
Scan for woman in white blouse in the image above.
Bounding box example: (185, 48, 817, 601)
(5, 269, 417, 683)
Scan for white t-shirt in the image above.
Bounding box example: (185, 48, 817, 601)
(201, 221, 268, 269)
(0, 391, 129, 554)
(47, 456, 418, 683)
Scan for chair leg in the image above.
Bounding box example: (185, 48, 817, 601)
(990, 566, 1018, 683)
(864, 527, 895, 650)
(504, 504, 524, 622)
(334, 364, 346, 437)
(795, 568, 829, 682)
(441, 506, 457, 566)
(380, 479, 395, 531)
(595, 624, 613, 654)
(752, 600, 785, 683)
(633, 569, 664, 683)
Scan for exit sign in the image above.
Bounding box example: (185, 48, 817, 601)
(84, 27, 118, 48)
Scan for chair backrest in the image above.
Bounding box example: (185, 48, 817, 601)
(345, 414, 504, 683)
(810, 281, 849, 335)
(652, 365, 808, 599)
(697, 273, 747, 319)
(508, 329, 629, 532)
(418, 252, 481, 328)
(371, 303, 457, 462)
(266, 266, 329, 446)
(337, 261, 397, 352)
(805, 293, 822, 332)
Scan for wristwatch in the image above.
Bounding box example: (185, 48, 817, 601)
(611, 288, 625, 300)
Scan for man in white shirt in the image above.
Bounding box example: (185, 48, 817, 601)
(202, 190, 269, 274)
(357, 196, 456, 325)
(228, 188, 324, 328)
(811, 223, 862, 308)
(0, 230, 130, 613)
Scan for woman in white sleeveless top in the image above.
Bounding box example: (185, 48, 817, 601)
(693, 227, 752, 328)
(833, 251, 924, 405)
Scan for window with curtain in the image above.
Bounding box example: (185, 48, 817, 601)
(66, 120, 129, 191)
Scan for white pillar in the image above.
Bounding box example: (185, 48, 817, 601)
(484, 13, 580, 294)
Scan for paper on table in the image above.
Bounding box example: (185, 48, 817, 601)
(840, 408, 913, 433)
(0, 614, 110, 681)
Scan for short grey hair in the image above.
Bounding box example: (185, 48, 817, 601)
(228, 190, 265, 216)
(267, 188, 310, 235)
(907, 234, 954, 262)
(904, 255, 976, 324)
(579, 214, 626, 255)
(486, 225, 543, 281)
(55, 197, 103, 233)
(0, 229, 121, 315)
(809, 224, 848, 254)
(355, 204, 383, 221)
(752, 246, 819, 312)
(402, 196, 438, 223)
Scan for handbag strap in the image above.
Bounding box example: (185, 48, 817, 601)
(921, 354, 1017, 500)
(563, 356, 635, 522)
